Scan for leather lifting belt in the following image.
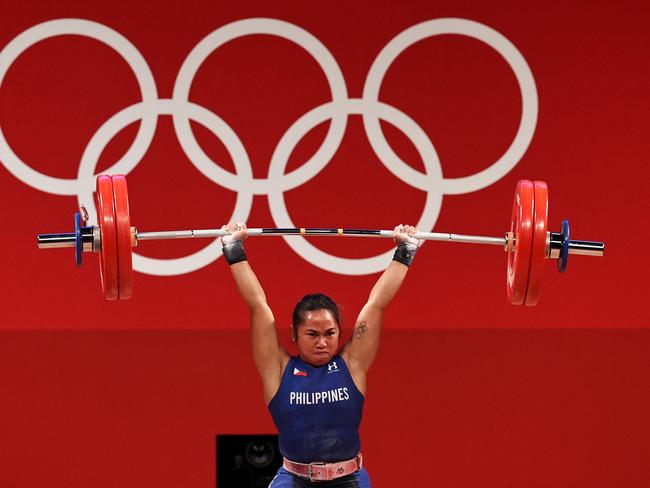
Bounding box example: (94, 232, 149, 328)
(283, 453, 363, 481)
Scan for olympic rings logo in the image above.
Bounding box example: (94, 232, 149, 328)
(0, 17, 538, 276)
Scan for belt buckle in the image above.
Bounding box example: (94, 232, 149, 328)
(308, 461, 327, 481)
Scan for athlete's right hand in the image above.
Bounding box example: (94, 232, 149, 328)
(221, 222, 248, 246)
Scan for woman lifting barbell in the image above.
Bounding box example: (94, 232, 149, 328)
(220, 221, 423, 487)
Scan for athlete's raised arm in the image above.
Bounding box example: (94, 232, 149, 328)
(221, 223, 289, 404)
(341, 224, 421, 393)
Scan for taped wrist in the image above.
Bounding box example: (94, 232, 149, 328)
(392, 241, 418, 267)
(222, 240, 247, 265)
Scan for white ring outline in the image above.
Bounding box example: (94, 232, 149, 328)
(0, 17, 538, 276)
(268, 98, 442, 275)
(76, 99, 254, 276)
(172, 18, 349, 195)
(363, 18, 538, 195)
(0, 18, 158, 195)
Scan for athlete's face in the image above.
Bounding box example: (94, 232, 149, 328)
(293, 309, 340, 367)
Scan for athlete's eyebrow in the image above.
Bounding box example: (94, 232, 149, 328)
(305, 327, 337, 333)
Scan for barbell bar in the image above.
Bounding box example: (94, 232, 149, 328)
(36, 174, 605, 304)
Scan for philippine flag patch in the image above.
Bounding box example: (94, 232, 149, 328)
(293, 368, 307, 377)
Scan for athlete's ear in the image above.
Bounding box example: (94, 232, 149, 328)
(290, 324, 296, 342)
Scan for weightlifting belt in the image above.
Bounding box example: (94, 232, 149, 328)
(283, 453, 363, 481)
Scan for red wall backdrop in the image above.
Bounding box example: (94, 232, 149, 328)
(1, 1, 648, 487)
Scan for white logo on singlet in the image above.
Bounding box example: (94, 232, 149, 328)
(290, 387, 350, 405)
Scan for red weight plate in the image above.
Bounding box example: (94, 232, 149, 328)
(507, 180, 534, 305)
(96, 175, 118, 300)
(524, 181, 549, 306)
(111, 175, 134, 300)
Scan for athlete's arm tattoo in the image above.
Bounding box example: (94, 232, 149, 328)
(354, 321, 368, 340)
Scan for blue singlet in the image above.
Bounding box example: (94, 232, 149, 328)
(268, 354, 365, 463)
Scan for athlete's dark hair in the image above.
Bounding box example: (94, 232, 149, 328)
(292, 293, 341, 328)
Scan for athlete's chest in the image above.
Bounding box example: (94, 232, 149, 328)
(282, 359, 355, 405)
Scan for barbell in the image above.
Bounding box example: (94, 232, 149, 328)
(36, 175, 605, 304)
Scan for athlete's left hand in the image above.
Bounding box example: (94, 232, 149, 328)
(393, 224, 423, 247)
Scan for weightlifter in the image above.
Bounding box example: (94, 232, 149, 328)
(220, 222, 422, 487)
